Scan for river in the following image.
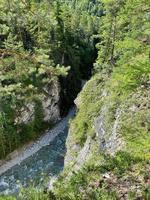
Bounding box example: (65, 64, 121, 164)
(0, 108, 75, 195)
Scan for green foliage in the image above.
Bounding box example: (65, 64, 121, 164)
(0, 196, 16, 200)
(73, 0, 150, 147)
(33, 100, 45, 133)
(95, 0, 149, 75)
(70, 74, 106, 146)
(0, 0, 101, 158)
(18, 188, 49, 200)
(0, 0, 149, 199)
(54, 166, 118, 200)
(0, 97, 44, 158)
(60, 1, 150, 198)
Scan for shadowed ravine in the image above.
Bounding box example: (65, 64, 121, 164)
(0, 108, 75, 195)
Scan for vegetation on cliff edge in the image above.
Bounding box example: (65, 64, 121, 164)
(0, 0, 150, 199)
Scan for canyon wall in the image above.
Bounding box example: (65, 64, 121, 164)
(56, 74, 150, 199)
(15, 79, 61, 125)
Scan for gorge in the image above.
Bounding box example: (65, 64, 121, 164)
(0, 0, 150, 200)
(0, 108, 75, 195)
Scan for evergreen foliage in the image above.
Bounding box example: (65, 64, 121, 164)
(0, 0, 101, 158)
(0, 0, 150, 199)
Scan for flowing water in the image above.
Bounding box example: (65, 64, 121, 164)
(0, 108, 75, 195)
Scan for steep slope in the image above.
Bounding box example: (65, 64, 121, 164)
(0, 0, 149, 199)
(0, 0, 101, 159)
(54, 71, 150, 199)
(53, 0, 150, 198)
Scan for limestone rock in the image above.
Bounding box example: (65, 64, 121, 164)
(15, 79, 60, 125)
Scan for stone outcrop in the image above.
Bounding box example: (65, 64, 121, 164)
(94, 107, 124, 155)
(15, 79, 60, 125)
(64, 75, 125, 172)
(73, 136, 92, 171)
(42, 81, 60, 123)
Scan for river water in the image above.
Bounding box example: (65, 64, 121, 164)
(0, 108, 75, 195)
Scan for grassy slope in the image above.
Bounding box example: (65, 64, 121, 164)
(2, 66, 150, 200)
(1, 64, 150, 200)
(53, 61, 150, 199)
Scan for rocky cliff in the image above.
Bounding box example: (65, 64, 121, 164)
(0, 77, 61, 160)
(54, 74, 150, 200)
(15, 78, 60, 126)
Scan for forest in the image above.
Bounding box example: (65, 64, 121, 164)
(0, 0, 101, 158)
(0, 0, 149, 199)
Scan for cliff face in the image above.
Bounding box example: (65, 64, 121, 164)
(65, 75, 125, 171)
(0, 78, 61, 160)
(15, 79, 60, 125)
(55, 74, 150, 199)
